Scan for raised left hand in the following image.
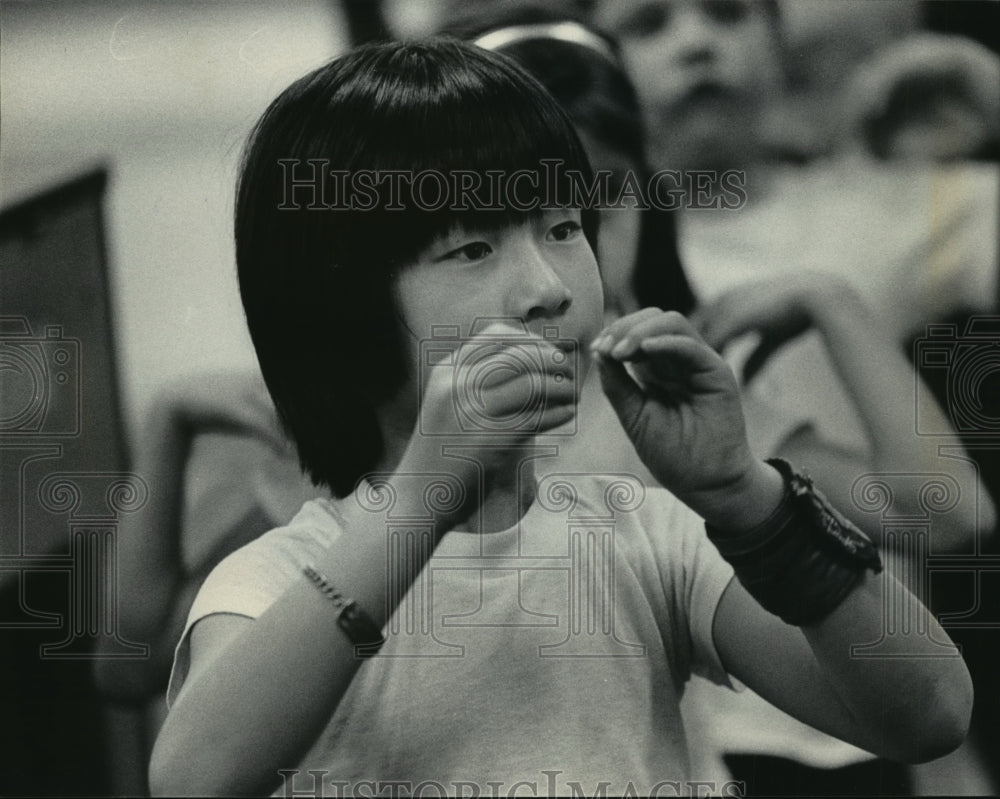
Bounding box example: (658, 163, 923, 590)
(591, 309, 759, 508)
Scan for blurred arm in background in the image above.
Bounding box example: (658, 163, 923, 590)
(92, 372, 316, 700)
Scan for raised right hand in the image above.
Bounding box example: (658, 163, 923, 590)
(394, 321, 578, 521)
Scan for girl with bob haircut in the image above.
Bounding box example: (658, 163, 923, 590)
(151, 38, 972, 797)
(233, 38, 597, 500)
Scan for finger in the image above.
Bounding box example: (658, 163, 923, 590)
(534, 401, 578, 434)
(626, 359, 690, 401)
(471, 374, 578, 434)
(470, 372, 576, 420)
(638, 333, 727, 374)
(635, 335, 739, 400)
(594, 311, 701, 361)
(626, 312, 704, 349)
(592, 307, 663, 352)
(594, 351, 646, 425)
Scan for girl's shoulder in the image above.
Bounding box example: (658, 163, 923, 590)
(196, 498, 345, 612)
(238, 496, 343, 561)
(167, 497, 345, 707)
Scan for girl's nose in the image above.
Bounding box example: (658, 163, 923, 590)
(670, 5, 723, 67)
(513, 250, 573, 322)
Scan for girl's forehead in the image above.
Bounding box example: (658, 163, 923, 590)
(439, 208, 583, 235)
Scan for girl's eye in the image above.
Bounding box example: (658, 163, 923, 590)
(618, 3, 670, 38)
(448, 241, 492, 262)
(548, 220, 583, 242)
(703, 0, 750, 24)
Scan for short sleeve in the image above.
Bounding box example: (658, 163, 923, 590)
(640, 488, 736, 689)
(166, 499, 343, 707)
(678, 505, 737, 687)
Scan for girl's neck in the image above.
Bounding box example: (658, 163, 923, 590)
(464, 456, 539, 533)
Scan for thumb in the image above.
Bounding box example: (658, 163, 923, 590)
(595, 353, 645, 429)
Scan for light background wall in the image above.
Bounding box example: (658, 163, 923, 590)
(0, 0, 346, 448)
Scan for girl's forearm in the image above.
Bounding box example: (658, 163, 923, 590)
(113, 388, 292, 652)
(153, 575, 380, 795)
(108, 402, 192, 641)
(94, 402, 195, 697)
(150, 478, 448, 797)
(801, 570, 973, 763)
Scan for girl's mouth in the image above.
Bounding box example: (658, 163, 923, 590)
(667, 80, 742, 120)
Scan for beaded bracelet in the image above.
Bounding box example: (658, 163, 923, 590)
(706, 458, 883, 626)
(302, 565, 384, 657)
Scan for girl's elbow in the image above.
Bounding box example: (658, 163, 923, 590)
(905, 714, 970, 764)
(900, 668, 974, 764)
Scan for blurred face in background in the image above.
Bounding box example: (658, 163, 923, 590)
(594, 0, 783, 171)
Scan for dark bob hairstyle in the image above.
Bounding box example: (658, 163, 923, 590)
(235, 39, 596, 497)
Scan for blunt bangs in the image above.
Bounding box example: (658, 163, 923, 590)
(329, 40, 598, 268)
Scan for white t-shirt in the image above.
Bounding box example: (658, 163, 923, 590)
(168, 475, 736, 795)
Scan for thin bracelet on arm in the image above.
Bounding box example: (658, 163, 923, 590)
(302, 565, 385, 657)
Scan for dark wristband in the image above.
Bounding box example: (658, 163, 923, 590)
(338, 601, 385, 657)
(706, 458, 883, 626)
